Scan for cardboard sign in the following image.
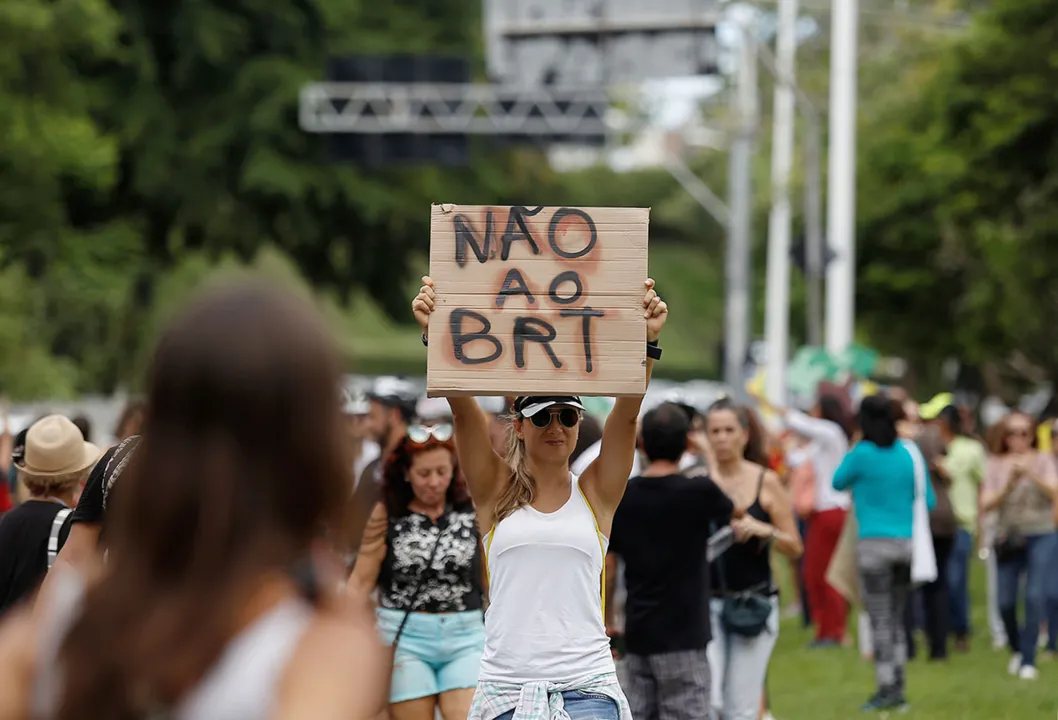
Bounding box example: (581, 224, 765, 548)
(426, 204, 649, 397)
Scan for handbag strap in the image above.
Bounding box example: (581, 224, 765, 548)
(901, 439, 927, 500)
(392, 519, 447, 647)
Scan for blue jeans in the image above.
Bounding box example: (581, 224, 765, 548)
(1047, 532, 1058, 652)
(997, 532, 1058, 666)
(492, 691, 618, 720)
(947, 528, 974, 639)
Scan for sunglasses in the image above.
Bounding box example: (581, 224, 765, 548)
(407, 423, 454, 443)
(528, 408, 581, 429)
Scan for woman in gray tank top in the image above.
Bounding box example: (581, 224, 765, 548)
(0, 280, 388, 720)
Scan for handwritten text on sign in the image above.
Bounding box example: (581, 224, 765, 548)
(426, 204, 649, 397)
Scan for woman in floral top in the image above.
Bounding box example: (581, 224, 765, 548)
(349, 423, 485, 720)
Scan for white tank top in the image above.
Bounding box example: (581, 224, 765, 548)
(479, 473, 614, 684)
(32, 570, 313, 719)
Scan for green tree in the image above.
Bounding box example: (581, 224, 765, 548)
(857, 0, 1058, 391)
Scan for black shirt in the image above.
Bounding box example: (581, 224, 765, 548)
(711, 470, 775, 595)
(609, 473, 735, 656)
(0, 500, 73, 615)
(378, 502, 484, 613)
(67, 436, 140, 545)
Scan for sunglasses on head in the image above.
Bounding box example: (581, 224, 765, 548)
(528, 408, 581, 429)
(407, 423, 454, 443)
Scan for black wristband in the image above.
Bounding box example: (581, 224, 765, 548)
(646, 340, 662, 360)
(421, 332, 429, 347)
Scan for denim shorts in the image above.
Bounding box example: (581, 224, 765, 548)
(491, 691, 619, 720)
(377, 607, 485, 704)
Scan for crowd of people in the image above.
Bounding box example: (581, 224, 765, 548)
(0, 273, 1056, 720)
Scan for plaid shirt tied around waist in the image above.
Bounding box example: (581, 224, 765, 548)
(468, 673, 632, 720)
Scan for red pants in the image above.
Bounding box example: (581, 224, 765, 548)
(804, 507, 849, 641)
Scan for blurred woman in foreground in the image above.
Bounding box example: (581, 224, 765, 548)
(0, 279, 387, 719)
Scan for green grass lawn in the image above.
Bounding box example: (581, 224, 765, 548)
(766, 558, 1056, 720)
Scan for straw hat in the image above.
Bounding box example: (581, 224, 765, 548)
(13, 414, 101, 477)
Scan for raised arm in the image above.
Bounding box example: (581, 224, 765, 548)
(412, 277, 505, 511)
(582, 280, 668, 528)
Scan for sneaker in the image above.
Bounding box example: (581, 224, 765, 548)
(1007, 653, 1023, 676)
(992, 637, 1009, 651)
(861, 694, 909, 712)
(1018, 665, 1039, 680)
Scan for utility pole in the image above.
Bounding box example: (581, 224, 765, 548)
(826, 0, 859, 354)
(725, 16, 758, 398)
(755, 33, 825, 352)
(763, 0, 798, 405)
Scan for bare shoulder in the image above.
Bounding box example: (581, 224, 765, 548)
(759, 468, 787, 504)
(275, 603, 390, 720)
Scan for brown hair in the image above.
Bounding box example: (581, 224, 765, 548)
(114, 400, 146, 441)
(381, 435, 468, 517)
(705, 398, 769, 466)
(56, 278, 352, 719)
(987, 412, 1038, 455)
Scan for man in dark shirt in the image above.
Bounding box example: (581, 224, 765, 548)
(0, 416, 100, 615)
(607, 402, 734, 720)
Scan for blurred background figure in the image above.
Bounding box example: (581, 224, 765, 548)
(349, 427, 484, 720)
(0, 278, 389, 718)
(704, 398, 801, 720)
(981, 411, 1057, 680)
(0, 415, 99, 616)
(364, 377, 420, 487)
(343, 389, 380, 490)
(904, 400, 956, 662)
(112, 400, 145, 443)
(606, 402, 734, 720)
(919, 398, 986, 653)
(784, 432, 816, 627)
(833, 393, 935, 712)
(417, 396, 454, 428)
(752, 388, 853, 648)
(1045, 419, 1058, 659)
(345, 376, 422, 566)
(69, 415, 92, 445)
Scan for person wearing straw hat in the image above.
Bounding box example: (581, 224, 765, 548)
(0, 415, 100, 615)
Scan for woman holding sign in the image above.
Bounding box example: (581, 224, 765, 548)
(412, 275, 668, 720)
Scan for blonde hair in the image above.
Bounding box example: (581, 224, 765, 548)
(21, 468, 89, 498)
(493, 419, 536, 523)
